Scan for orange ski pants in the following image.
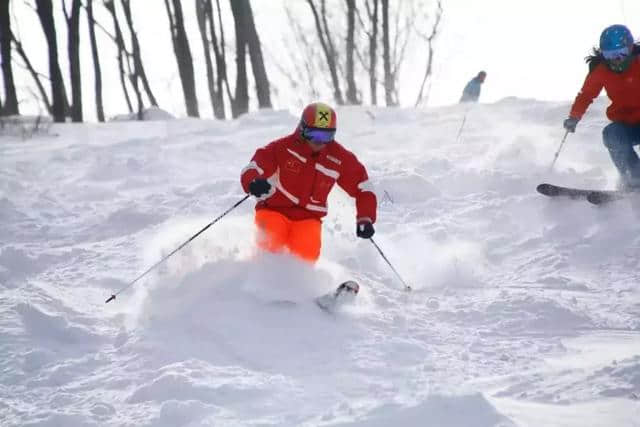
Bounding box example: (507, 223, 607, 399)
(254, 209, 321, 262)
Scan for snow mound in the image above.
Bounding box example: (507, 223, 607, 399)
(334, 394, 514, 427)
(110, 106, 176, 121)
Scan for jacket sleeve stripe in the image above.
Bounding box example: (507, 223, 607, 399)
(306, 203, 328, 213)
(241, 161, 264, 176)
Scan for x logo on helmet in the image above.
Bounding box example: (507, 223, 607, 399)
(319, 111, 329, 122)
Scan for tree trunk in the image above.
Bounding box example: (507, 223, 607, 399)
(0, 0, 19, 115)
(345, 0, 358, 105)
(35, 0, 66, 122)
(86, 0, 104, 121)
(381, 0, 395, 106)
(128, 66, 144, 120)
(164, 0, 199, 117)
(199, 0, 226, 119)
(229, 0, 249, 118)
(196, 0, 218, 118)
(213, 0, 231, 115)
(306, 0, 344, 105)
(243, 0, 271, 109)
(64, 0, 83, 122)
(368, 0, 379, 105)
(414, 0, 442, 108)
(104, 0, 133, 113)
(120, 0, 158, 107)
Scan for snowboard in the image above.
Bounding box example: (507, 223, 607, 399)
(536, 183, 625, 205)
(315, 280, 360, 313)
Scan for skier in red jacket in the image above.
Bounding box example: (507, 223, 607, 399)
(240, 102, 377, 262)
(564, 25, 640, 190)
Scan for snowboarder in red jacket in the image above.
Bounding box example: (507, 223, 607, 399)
(564, 25, 640, 190)
(240, 102, 377, 262)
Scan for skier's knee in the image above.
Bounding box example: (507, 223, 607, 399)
(603, 122, 629, 149)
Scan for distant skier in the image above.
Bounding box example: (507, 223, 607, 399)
(459, 71, 487, 103)
(240, 102, 377, 262)
(564, 24, 640, 190)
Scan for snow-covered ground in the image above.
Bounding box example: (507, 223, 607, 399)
(1, 98, 640, 426)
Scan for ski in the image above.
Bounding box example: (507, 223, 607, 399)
(586, 190, 626, 205)
(536, 183, 623, 205)
(315, 280, 359, 313)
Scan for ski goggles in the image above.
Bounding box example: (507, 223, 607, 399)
(301, 124, 336, 144)
(602, 46, 631, 60)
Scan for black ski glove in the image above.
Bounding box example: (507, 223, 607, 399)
(356, 220, 375, 239)
(563, 117, 579, 133)
(249, 178, 272, 198)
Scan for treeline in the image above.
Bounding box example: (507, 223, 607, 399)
(0, 0, 442, 122)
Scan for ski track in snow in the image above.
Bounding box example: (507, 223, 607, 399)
(1, 100, 640, 426)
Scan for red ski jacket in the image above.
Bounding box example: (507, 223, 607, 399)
(241, 134, 377, 223)
(570, 55, 640, 124)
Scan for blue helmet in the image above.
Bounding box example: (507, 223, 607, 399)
(599, 24, 634, 52)
(599, 25, 635, 73)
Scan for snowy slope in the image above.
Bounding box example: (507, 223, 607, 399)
(1, 99, 640, 426)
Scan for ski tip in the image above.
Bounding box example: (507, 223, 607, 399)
(105, 294, 116, 304)
(536, 183, 557, 196)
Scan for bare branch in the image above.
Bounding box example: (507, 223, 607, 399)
(10, 33, 52, 114)
(306, 0, 344, 104)
(78, 1, 121, 47)
(414, 0, 443, 107)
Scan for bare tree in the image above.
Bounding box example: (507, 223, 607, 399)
(0, 0, 19, 115)
(243, 0, 271, 109)
(196, 0, 229, 118)
(381, 0, 395, 106)
(229, 0, 249, 117)
(120, 0, 158, 107)
(196, 0, 219, 118)
(35, 0, 66, 122)
(345, 0, 359, 105)
(284, 5, 321, 102)
(214, 0, 233, 109)
(63, 0, 83, 122)
(86, 0, 104, 121)
(229, 0, 271, 116)
(380, 0, 415, 106)
(104, 0, 133, 113)
(355, 0, 379, 105)
(389, 1, 414, 104)
(165, 0, 199, 117)
(414, 0, 442, 107)
(306, 0, 344, 105)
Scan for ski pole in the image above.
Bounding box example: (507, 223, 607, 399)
(369, 238, 412, 292)
(549, 130, 570, 171)
(105, 194, 250, 304)
(456, 104, 474, 143)
(455, 112, 468, 142)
